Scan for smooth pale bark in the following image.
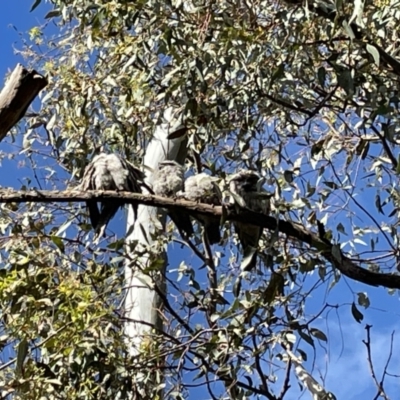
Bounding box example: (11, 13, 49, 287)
(124, 107, 187, 354)
(0, 64, 47, 141)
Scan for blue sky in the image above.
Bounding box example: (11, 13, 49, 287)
(1, 1, 400, 399)
(0, 0, 51, 188)
(0, 1, 46, 78)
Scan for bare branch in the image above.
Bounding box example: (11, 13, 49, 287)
(363, 325, 390, 400)
(0, 64, 48, 141)
(1, 188, 399, 289)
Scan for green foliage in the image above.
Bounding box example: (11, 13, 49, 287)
(1, 0, 400, 398)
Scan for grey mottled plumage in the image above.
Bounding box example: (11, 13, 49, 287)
(228, 170, 269, 271)
(180, 173, 221, 244)
(79, 153, 145, 239)
(152, 160, 194, 238)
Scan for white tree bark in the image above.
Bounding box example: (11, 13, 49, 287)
(0, 63, 47, 142)
(124, 107, 187, 354)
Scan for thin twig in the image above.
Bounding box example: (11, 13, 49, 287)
(363, 325, 390, 400)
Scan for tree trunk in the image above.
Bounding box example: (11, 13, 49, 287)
(123, 107, 187, 395)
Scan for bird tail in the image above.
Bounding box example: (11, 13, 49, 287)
(169, 209, 194, 239)
(234, 222, 260, 272)
(86, 200, 100, 230)
(94, 202, 121, 240)
(205, 221, 221, 245)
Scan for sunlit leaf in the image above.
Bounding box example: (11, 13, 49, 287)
(366, 44, 380, 66)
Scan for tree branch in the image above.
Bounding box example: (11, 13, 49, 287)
(0, 64, 48, 141)
(1, 188, 399, 289)
(363, 325, 391, 400)
(284, 0, 400, 77)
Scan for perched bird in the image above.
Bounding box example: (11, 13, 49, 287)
(228, 170, 270, 272)
(78, 153, 145, 239)
(152, 160, 194, 238)
(179, 173, 221, 244)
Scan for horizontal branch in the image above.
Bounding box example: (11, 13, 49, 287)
(1, 188, 399, 290)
